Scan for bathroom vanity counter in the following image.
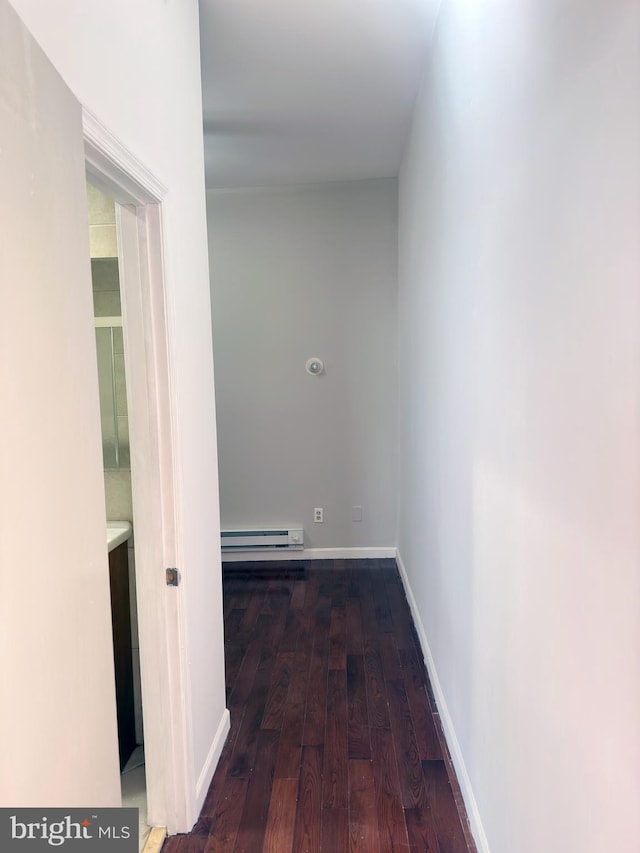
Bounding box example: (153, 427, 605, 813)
(107, 520, 132, 552)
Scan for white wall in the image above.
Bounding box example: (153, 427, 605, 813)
(0, 0, 121, 806)
(398, 1, 640, 851)
(7, 0, 226, 824)
(207, 180, 398, 552)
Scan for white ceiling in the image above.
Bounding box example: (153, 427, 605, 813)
(199, 0, 439, 188)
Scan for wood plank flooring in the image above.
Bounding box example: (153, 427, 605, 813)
(162, 559, 476, 853)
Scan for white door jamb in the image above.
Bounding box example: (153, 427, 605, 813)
(83, 106, 195, 835)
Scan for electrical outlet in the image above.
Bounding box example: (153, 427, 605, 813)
(314, 507, 324, 523)
(351, 505, 363, 522)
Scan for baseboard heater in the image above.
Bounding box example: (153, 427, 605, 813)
(221, 528, 304, 552)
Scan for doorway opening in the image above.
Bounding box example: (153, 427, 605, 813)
(83, 108, 194, 844)
(87, 181, 149, 847)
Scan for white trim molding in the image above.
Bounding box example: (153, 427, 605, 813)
(195, 709, 231, 816)
(82, 106, 167, 204)
(395, 549, 490, 853)
(222, 546, 397, 563)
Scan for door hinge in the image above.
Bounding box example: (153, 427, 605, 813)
(166, 567, 180, 587)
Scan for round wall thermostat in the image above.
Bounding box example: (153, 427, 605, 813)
(305, 357, 324, 376)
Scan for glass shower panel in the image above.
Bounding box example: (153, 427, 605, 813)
(117, 416, 130, 468)
(113, 328, 130, 467)
(96, 326, 118, 468)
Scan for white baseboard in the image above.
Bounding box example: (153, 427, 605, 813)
(395, 549, 490, 853)
(194, 708, 231, 816)
(222, 546, 396, 563)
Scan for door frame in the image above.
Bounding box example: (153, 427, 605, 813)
(83, 107, 194, 834)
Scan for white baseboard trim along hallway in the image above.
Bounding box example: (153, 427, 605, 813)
(222, 546, 397, 562)
(395, 549, 490, 853)
(195, 708, 231, 815)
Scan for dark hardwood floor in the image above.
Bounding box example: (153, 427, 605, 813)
(162, 559, 476, 853)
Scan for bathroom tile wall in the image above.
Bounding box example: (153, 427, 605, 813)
(87, 183, 118, 258)
(92, 258, 121, 317)
(103, 471, 133, 519)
